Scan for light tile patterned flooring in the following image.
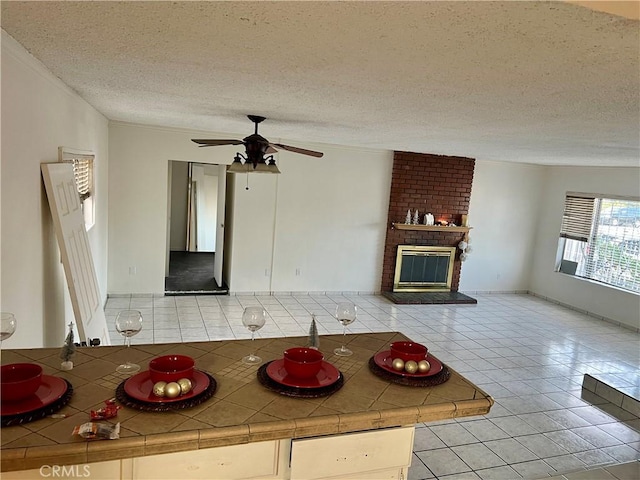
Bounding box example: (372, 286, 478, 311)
(106, 293, 640, 479)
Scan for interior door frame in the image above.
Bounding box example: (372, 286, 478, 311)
(165, 160, 227, 291)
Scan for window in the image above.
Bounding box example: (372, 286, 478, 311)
(558, 193, 640, 294)
(58, 147, 95, 230)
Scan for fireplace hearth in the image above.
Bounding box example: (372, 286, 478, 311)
(383, 291, 477, 305)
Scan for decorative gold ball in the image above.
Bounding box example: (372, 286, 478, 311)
(404, 360, 418, 374)
(177, 378, 192, 395)
(418, 360, 431, 373)
(164, 382, 181, 398)
(152, 381, 167, 397)
(391, 358, 405, 371)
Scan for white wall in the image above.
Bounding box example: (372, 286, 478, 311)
(108, 122, 393, 294)
(529, 166, 640, 330)
(169, 161, 188, 251)
(0, 32, 109, 348)
(200, 145, 394, 293)
(108, 123, 230, 294)
(193, 163, 218, 252)
(461, 160, 545, 291)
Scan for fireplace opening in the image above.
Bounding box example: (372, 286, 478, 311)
(393, 245, 456, 292)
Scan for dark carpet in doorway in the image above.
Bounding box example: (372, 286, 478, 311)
(165, 251, 227, 294)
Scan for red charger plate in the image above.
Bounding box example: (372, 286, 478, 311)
(266, 359, 340, 389)
(124, 369, 210, 403)
(373, 351, 443, 378)
(1, 375, 68, 416)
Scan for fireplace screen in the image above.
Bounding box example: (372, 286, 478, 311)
(393, 245, 456, 292)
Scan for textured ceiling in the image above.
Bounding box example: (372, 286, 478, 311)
(1, 1, 639, 166)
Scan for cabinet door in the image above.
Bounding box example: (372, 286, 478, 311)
(290, 426, 414, 480)
(132, 440, 286, 480)
(319, 466, 408, 480)
(2, 461, 120, 480)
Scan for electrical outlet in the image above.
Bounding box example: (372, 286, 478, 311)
(129, 266, 137, 275)
(265, 269, 270, 276)
(296, 268, 301, 276)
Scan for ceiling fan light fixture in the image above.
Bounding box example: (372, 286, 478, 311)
(194, 115, 322, 174)
(253, 162, 271, 174)
(227, 155, 250, 173)
(266, 157, 281, 174)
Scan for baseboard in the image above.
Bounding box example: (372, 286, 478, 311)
(228, 291, 381, 296)
(527, 290, 640, 332)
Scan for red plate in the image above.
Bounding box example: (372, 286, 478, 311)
(0, 375, 68, 416)
(266, 359, 340, 389)
(373, 351, 443, 378)
(124, 369, 210, 403)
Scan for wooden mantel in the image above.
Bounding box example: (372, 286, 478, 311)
(391, 223, 472, 234)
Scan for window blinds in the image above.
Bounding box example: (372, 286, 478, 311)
(72, 158, 92, 200)
(560, 195, 595, 242)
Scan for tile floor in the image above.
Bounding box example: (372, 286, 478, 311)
(105, 293, 640, 479)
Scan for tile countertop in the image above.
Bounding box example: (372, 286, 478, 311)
(0, 332, 493, 472)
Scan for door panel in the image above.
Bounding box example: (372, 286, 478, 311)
(214, 164, 226, 286)
(41, 163, 110, 346)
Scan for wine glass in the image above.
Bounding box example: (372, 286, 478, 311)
(334, 302, 357, 356)
(1, 312, 17, 347)
(115, 310, 143, 374)
(242, 306, 266, 364)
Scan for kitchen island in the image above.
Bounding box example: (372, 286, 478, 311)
(1, 332, 492, 479)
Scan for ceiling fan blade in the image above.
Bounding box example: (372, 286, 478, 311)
(271, 143, 324, 158)
(191, 139, 244, 146)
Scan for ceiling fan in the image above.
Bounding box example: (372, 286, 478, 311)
(192, 115, 323, 174)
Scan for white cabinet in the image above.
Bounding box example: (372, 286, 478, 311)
(2, 460, 121, 480)
(4, 427, 415, 480)
(290, 426, 414, 480)
(130, 440, 290, 480)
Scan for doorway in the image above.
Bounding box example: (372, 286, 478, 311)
(165, 161, 228, 295)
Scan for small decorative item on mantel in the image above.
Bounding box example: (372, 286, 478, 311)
(60, 322, 76, 370)
(424, 213, 434, 225)
(405, 209, 412, 224)
(308, 314, 320, 350)
(412, 209, 419, 225)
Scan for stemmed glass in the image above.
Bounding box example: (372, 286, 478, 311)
(242, 306, 266, 364)
(1, 312, 17, 347)
(334, 302, 357, 356)
(115, 310, 143, 374)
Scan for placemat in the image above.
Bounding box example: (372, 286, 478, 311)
(257, 361, 344, 398)
(115, 372, 217, 412)
(368, 357, 450, 387)
(1, 380, 73, 427)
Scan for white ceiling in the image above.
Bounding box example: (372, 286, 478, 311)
(1, 1, 639, 166)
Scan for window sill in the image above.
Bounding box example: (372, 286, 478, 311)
(556, 270, 640, 296)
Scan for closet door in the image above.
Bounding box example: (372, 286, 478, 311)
(41, 163, 109, 346)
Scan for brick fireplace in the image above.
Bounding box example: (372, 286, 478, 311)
(381, 151, 475, 297)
